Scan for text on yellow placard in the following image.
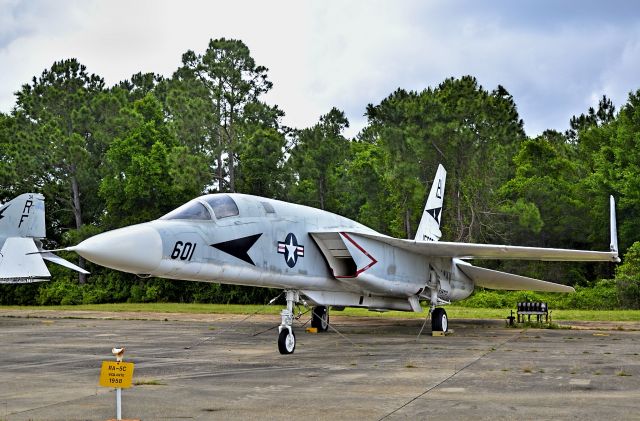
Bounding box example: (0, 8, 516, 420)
(99, 361, 134, 389)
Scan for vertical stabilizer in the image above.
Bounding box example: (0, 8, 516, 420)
(415, 165, 447, 242)
(0, 193, 46, 240)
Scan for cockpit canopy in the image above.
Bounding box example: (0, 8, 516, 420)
(159, 194, 239, 221)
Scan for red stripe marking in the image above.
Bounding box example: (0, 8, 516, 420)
(336, 232, 378, 278)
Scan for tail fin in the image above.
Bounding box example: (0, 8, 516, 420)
(415, 164, 447, 242)
(0, 193, 46, 239)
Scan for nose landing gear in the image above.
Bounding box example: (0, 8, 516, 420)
(278, 290, 299, 354)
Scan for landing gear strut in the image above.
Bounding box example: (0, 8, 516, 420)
(278, 290, 298, 354)
(311, 306, 329, 332)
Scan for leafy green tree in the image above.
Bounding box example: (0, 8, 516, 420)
(13, 59, 105, 231)
(365, 77, 525, 240)
(498, 131, 595, 284)
(235, 101, 288, 198)
(100, 93, 210, 227)
(287, 108, 351, 210)
(337, 135, 388, 231)
(431, 78, 525, 242)
(0, 112, 42, 200)
(175, 38, 273, 192)
(500, 131, 588, 247)
(7, 59, 110, 281)
(576, 90, 640, 255)
(615, 241, 640, 309)
(365, 88, 427, 238)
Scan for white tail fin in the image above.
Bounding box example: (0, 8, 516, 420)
(415, 164, 447, 242)
(0, 193, 46, 239)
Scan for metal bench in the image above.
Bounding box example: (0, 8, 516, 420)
(516, 301, 549, 323)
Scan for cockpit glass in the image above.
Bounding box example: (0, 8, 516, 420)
(204, 195, 239, 219)
(160, 201, 211, 220)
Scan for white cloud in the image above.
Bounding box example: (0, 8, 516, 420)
(1, 0, 640, 139)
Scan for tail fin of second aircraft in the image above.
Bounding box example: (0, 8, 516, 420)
(0, 193, 46, 239)
(415, 164, 447, 242)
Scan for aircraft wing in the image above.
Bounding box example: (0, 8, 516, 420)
(455, 262, 575, 292)
(310, 230, 584, 292)
(353, 232, 619, 262)
(0, 237, 51, 283)
(349, 195, 620, 263)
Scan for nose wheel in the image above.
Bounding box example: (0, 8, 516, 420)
(278, 327, 296, 354)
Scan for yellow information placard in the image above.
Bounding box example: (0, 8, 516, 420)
(99, 361, 134, 389)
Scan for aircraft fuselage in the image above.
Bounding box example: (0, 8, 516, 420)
(75, 193, 473, 311)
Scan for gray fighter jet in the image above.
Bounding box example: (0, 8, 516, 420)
(65, 166, 619, 353)
(0, 193, 89, 283)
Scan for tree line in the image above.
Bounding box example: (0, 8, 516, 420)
(1, 38, 639, 308)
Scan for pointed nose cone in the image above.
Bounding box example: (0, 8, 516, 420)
(75, 224, 163, 274)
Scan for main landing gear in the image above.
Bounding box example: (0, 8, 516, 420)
(428, 286, 448, 333)
(431, 307, 448, 332)
(311, 305, 329, 332)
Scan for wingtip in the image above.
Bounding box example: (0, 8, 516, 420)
(609, 195, 619, 257)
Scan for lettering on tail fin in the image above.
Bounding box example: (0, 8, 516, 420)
(18, 197, 34, 228)
(0, 193, 46, 239)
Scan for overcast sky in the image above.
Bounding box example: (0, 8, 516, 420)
(1, 0, 640, 138)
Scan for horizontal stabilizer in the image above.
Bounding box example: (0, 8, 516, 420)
(0, 237, 51, 283)
(457, 263, 575, 293)
(41, 252, 90, 274)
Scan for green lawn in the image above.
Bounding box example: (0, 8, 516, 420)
(1, 303, 639, 321)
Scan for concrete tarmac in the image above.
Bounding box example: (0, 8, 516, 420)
(1, 310, 639, 421)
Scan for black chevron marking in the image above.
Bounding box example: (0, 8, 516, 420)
(0, 204, 9, 221)
(426, 207, 441, 224)
(210, 233, 262, 266)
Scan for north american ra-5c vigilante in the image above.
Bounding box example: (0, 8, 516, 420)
(62, 165, 620, 354)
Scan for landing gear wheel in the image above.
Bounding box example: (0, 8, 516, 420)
(311, 306, 329, 332)
(278, 328, 296, 354)
(431, 308, 448, 332)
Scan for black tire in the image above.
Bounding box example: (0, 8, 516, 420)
(311, 306, 329, 332)
(431, 308, 448, 332)
(278, 328, 296, 354)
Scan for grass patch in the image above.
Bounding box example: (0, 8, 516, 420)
(0, 304, 639, 322)
(133, 379, 166, 386)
